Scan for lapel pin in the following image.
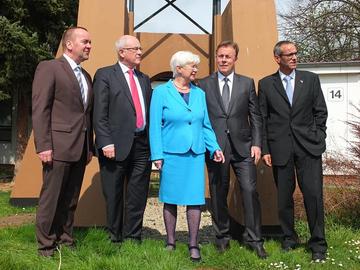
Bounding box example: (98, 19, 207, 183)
(300, 80, 303, 83)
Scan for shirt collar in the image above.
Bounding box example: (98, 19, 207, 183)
(118, 61, 135, 75)
(279, 69, 296, 81)
(63, 53, 79, 70)
(218, 71, 234, 83)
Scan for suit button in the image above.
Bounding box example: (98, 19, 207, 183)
(288, 133, 291, 136)
(189, 122, 191, 125)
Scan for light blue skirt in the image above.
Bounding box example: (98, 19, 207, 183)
(159, 151, 205, 205)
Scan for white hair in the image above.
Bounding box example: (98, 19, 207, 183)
(170, 51, 200, 77)
(115, 36, 128, 51)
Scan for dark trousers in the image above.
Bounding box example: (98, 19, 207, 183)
(36, 143, 87, 254)
(272, 139, 327, 253)
(99, 134, 151, 242)
(206, 137, 263, 245)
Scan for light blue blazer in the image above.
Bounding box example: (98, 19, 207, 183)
(150, 80, 220, 161)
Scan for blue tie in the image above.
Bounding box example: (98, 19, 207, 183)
(284, 75, 293, 105)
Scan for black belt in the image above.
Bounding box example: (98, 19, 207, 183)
(134, 130, 146, 137)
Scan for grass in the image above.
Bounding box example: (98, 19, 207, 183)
(0, 192, 36, 217)
(1, 208, 360, 269)
(1, 173, 360, 269)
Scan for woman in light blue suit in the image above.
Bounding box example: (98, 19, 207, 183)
(150, 51, 225, 261)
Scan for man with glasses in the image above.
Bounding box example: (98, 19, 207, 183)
(93, 35, 152, 244)
(258, 40, 328, 262)
(198, 41, 267, 258)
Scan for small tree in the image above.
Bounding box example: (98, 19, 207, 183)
(0, 0, 78, 164)
(279, 0, 360, 62)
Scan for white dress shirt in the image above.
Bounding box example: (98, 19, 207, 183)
(218, 71, 234, 97)
(63, 53, 89, 103)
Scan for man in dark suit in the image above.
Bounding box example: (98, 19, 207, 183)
(258, 40, 328, 262)
(93, 35, 152, 244)
(198, 41, 266, 258)
(32, 26, 93, 257)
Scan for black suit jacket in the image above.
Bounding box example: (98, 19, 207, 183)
(198, 72, 262, 157)
(93, 63, 152, 161)
(258, 70, 328, 166)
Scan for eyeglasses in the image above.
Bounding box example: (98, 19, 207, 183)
(122, 47, 142, 52)
(280, 52, 298, 58)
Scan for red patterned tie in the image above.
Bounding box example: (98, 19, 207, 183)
(128, 69, 144, 128)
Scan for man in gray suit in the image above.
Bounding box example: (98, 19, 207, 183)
(198, 41, 266, 258)
(32, 26, 93, 257)
(93, 35, 152, 244)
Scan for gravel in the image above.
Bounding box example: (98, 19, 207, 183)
(142, 197, 215, 244)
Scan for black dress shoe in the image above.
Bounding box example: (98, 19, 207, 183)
(215, 238, 230, 253)
(244, 243, 268, 259)
(253, 245, 268, 259)
(38, 248, 55, 257)
(281, 242, 299, 252)
(165, 242, 176, 251)
(312, 252, 326, 262)
(188, 246, 201, 262)
(281, 236, 300, 252)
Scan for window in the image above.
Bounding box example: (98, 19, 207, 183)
(0, 98, 12, 142)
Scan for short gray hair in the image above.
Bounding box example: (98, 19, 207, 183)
(170, 51, 200, 77)
(273, 40, 296, 56)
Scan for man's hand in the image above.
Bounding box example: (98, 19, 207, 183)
(251, 146, 261, 165)
(38, 150, 53, 163)
(262, 154, 272, 167)
(87, 152, 93, 164)
(213, 150, 225, 163)
(102, 145, 115, 159)
(154, 160, 163, 170)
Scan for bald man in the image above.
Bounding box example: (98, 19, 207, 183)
(93, 35, 152, 244)
(32, 26, 93, 257)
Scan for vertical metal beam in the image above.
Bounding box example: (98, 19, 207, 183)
(128, 0, 135, 35)
(211, 0, 222, 72)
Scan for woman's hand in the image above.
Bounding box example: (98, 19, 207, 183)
(213, 150, 225, 163)
(154, 160, 163, 170)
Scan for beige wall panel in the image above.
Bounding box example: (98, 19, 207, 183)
(12, 0, 280, 228)
(225, 0, 279, 226)
(78, 0, 127, 77)
(11, 132, 41, 199)
(138, 33, 210, 79)
(229, 0, 278, 83)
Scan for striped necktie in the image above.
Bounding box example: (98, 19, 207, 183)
(75, 66, 86, 106)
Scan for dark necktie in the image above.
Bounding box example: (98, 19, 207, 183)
(222, 77, 230, 112)
(75, 66, 86, 106)
(128, 69, 144, 128)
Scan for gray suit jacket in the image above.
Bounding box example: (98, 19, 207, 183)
(93, 63, 152, 161)
(198, 72, 262, 157)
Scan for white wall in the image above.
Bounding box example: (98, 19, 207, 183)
(298, 62, 360, 173)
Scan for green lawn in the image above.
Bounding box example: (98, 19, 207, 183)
(1, 191, 360, 269)
(0, 221, 359, 270)
(0, 192, 36, 217)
